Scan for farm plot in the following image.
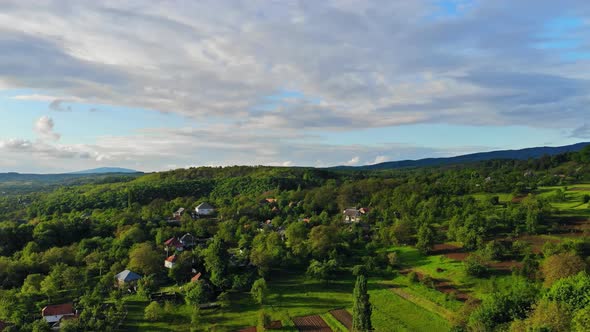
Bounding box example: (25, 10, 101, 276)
(328, 309, 352, 331)
(292, 315, 333, 332)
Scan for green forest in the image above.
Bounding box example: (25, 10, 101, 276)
(1, 147, 590, 332)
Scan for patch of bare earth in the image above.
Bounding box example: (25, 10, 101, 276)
(514, 235, 560, 254)
(292, 315, 333, 332)
(432, 243, 468, 261)
(329, 309, 352, 331)
(489, 260, 522, 271)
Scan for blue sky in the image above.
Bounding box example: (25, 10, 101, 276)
(0, 0, 589, 173)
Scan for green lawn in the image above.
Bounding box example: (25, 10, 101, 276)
(370, 287, 451, 332)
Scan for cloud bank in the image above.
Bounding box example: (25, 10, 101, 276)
(0, 0, 589, 171)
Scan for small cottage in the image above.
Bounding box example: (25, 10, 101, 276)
(195, 202, 215, 216)
(164, 255, 177, 269)
(42, 303, 76, 324)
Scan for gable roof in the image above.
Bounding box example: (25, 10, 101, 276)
(42, 303, 74, 316)
(164, 237, 183, 247)
(175, 207, 185, 214)
(191, 272, 202, 282)
(165, 255, 178, 263)
(343, 208, 361, 217)
(180, 233, 196, 243)
(196, 202, 214, 210)
(114, 269, 142, 282)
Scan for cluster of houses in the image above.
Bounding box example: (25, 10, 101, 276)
(169, 202, 216, 224)
(34, 202, 374, 329)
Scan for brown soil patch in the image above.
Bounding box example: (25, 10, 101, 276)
(237, 327, 256, 332)
(569, 187, 590, 191)
(560, 219, 590, 233)
(329, 309, 352, 330)
(267, 321, 283, 329)
(292, 315, 332, 332)
(432, 243, 469, 261)
(514, 235, 560, 254)
(511, 195, 526, 203)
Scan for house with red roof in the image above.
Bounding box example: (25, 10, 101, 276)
(42, 303, 76, 324)
(164, 237, 184, 253)
(164, 254, 178, 269)
(191, 272, 202, 282)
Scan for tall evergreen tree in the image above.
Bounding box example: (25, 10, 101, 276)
(352, 274, 372, 332)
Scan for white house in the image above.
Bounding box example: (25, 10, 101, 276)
(165, 255, 177, 269)
(42, 303, 76, 324)
(195, 202, 215, 216)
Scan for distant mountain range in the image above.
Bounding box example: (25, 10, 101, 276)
(0, 167, 141, 184)
(333, 142, 590, 171)
(69, 167, 140, 174)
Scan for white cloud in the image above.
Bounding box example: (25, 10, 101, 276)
(0, 0, 587, 131)
(34, 116, 61, 141)
(0, 1, 589, 171)
(372, 155, 388, 164)
(345, 156, 361, 166)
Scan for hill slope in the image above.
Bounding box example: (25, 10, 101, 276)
(68, 167, 140, 174)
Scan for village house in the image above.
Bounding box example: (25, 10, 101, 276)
(195, 202, 215, 216)
(164, 254, 177, 269)
(343, 208, 362, 223)
(191, 272, 202, 282)
(41, 303, 77, 325)
(114, 269, 142, 288)
(173, 207, 185, 220)
(164, 237, 184, 253)
(180, 233, 197, 248)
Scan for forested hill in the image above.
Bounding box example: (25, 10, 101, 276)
(334, 142, 590, 170)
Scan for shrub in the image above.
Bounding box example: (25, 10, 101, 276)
(387, 252, 400, 267)
(541, 252, 586, 287)
(572, 306, 590, 332)
(144, 301, 163, 321)
(482, 240, 504, 260)
(421, 274, 435, 289)
(464, 254, 488, 277)
(407, 271, 419, 283)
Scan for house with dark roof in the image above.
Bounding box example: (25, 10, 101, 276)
(179, 233, 196, 248)
(343, 208, 361, 223)
(195, 202, 215, 216)
(42, 303, 76, 324)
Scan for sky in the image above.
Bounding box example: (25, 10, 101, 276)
(0, 0, 590, 173)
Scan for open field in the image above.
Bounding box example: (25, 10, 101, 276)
(370, 287, 451, 332)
